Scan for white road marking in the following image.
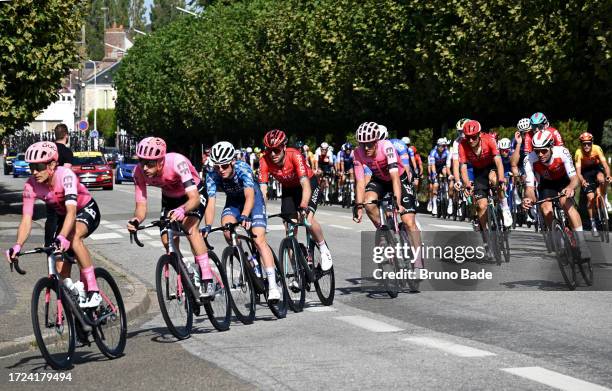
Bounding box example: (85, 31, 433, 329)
(89, 232, 123, 240)
(142, 241, 164, 248)
(99, 219, 111, 224)
(404, 336, 496, 357)
(305, 306, 337, 312)
(429, 224, 473, 231)
(501, 367, 612, 391)
(329, 224, 352, 230)
(103, 224, 123, 229)
(317, 211, 353, 219)
(266, 224, 286, 231)
(335, 315, 404, 332)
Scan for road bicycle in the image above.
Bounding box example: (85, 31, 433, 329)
(130, 218, 231, 339)
(269, 212, 335, 312)
(593, 185, 610, 243)
(435, 174, 450, 219)
(340, 173, 355, 209)
(354, 194, 420, 298)
(10, 247, 126, 370)
(483, 185, 511, 265)
(206, 222, 287, 324)
(535, 194, 593, 290)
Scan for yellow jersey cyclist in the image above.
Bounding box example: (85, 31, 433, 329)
(574, 132, 612, 235)
(126, 137, 214, 299)
(6, 142, 103, 308)
(204, 141, 281, 303)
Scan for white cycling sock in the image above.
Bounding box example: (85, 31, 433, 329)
(264, 267, 277, 290)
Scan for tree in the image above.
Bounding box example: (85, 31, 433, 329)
(88, 108, 117, 143)
(0, 0, 85, 135)
(150, 0, 186, 31)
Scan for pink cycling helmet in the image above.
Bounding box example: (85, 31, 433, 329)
(25, 142, 58, 163)
(136, 137, 166, 160)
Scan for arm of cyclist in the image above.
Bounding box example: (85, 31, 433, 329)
(573, 155, 587, 188)
(6, 213, 33, 263)
(459, 163, 471, 193)
(240, 187, 255, 229)
(299, 176, 312, 212)
(128, 168, 148, 231)
(389, 168, 404, 213)
(561, 149, 579, 199)
(168, 187, 200, 222)
(494, 155, 506, 187)
(353, 160, 366, 223)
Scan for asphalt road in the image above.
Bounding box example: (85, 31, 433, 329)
(1, 173, 612, 391)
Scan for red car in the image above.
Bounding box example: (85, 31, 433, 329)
(71, 151, 114, 190)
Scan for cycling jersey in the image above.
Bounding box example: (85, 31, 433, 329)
(524, 146, 576, 187)
(428, 148, 449, 172)
(575, 144, 605, 169)
(458, 134, 499, 169)
(134, 152, 201, 202)
(23, 166, 92, 216)
(338, 149, 355, 170)
(258, 147, 314, 188)
(207, 160, 258, 199)
(314, 148, 333, 167)
(390, 138, 412, 167)
(501, 154, 512, 176)
(355, 139, 407, 182)
(512, 128, 564, 155)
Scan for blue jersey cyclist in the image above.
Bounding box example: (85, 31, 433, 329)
(204, 141, 280, 303)
(337, 142, 356, 202)
(427, 138, 449, 215)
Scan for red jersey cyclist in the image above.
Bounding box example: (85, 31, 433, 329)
(522, 130, 591, 261)
(126, 137, 214, 299)
(6, 142, 102, 308)
(457, 120, 513, 230)
(258, 129, 333, 271)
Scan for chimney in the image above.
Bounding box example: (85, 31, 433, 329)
(104, 23, 126, 60)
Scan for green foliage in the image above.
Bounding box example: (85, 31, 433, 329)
(0, 0, 85, 135)
(554, 120, 588, 157)
(408, 129, 434, 158)
(150, 0, 187, 31)
(114, 0, 612, 149)
(87, 108, 117, 142)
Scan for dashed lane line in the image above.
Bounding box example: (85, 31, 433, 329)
(335, 315, 404, 332)
(329, 224, 353, 230)
(501, 367, 612, 391)
(89, 232, 123, 240)
(404, 336, 496, 358)
(103, 224, 123, 229)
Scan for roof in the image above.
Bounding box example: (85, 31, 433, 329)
(84, 60, 122, 85)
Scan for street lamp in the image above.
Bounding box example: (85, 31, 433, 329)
(87, 59, 97, 134)
(176, 6, 199, 16)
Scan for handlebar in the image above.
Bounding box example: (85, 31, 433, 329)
(268, 212, 312, 228)
(11, 246, 75, 275)
(129, 218, 190, 248)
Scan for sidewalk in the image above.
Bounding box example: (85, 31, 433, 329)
(0, 180, 151, 357)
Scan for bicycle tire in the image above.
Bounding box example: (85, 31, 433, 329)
(31, 277, 76, 370)
(486, 204, 502, 265)
(91, 267, 127, 358)
(266, 245, 288, 319)
(279, 238, 306, 312)
(597, 195, 610, 243)
(376, 229, 399, 298)
(222, 245, 256, 324)
(497, 205, 511, 263)
(552, 221, 577, 290)
(578, 257, 594, 286)
(310, 240, 335, 306)
(203, 250, 232, 331)
(398, 226, 421, 292)
(155, 254, 193, 339)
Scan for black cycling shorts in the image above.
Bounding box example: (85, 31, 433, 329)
(281, 176, 321, 215)
(473, 165, 496, 200)
(160, 182, 207, 224)
(56, 199, 101, 238)
(364, 172, 416, 213)
(582, 165, 604, 194)
(538, 177, 571, 200)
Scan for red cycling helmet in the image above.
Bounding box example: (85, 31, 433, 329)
(263, 129, 287, 149)
(579, 132, 593, 142)
(463, 120, 482, 137)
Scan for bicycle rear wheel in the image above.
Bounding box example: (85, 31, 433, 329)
(266, 245, 288, 319)
(376, 229, 399, 298)
(552, 221, 577, 290)
(31, 277, 76, 370)
(222, 245, 256, 324)
(597, 195, 610, 243)
(486, 205, 502, 265)
(279, 238, 306, 312)
(91, 267, 127, 358)
(310, 240, 335, 306)
(203, 251, 232, 331)
(155, 254, 193, 339)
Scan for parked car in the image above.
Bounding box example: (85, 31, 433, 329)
(72, 151, 113, 190)
(102, 147, 121, 168)
(12, 153, 31, 178)
(115, 156, 138, 184)
(3, 149, 17, 175)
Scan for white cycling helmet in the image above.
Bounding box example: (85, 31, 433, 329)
(456, 118, 470, 132)
(246, 147, 253, 153)
(356, 122, 380, 143)
(321, 142, 329, 149)
(532, 130, 554, 149)
(437, 137, 446, 146)
(517, 118, 531, 132)
(401, 136, 410, 145)
(210, 141, 236, 164)
(498, 138, 511, 149)
(378, 125, 388, 140)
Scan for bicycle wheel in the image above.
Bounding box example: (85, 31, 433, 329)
(203, 251, 232, 331)
(497, 206, 511, 263)
(376, 229, 399, 298)
(486, 205, 502, 265)
(155, 254, 193, 339)
(398, 227, 420, 292)
(597, 195, 610, 243)
(310, 240, 335, 306)
(91, 267, 127, 358)
(279, 238, 306, 312)
(31, 277, 76, 370)
(222, 245, 256, 324)
(266, 245, 288, 319)
(551, 222, 577, 290)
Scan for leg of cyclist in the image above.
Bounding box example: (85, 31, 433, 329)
(560, 186, 591, 261)
(183, 215, 213, 297)
(492, 170, 512, 227)
(301, 177, 333, 271)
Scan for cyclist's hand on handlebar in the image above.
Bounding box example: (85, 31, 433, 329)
(238, 215, 252, 230)
(453, 182, 462, 191)
(54, 235, 70, 252)
(201, 224, 212, 238)
(5, 244, 21, 264)
(581, 179, 588, 188)
(353, 206, 363, 223)
(561, 187, 574, 199)
(606, 176, 612, 183)
(127, 218, 140, 232)
(522, 198, 533, 210)
(169, 206, 186, 222)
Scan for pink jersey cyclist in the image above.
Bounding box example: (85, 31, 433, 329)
(23, 166, 92, 216)
(354, 139, 406, 182)
(134, 152, 201, 202)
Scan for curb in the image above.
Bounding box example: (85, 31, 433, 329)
(0, 248, 151, 358)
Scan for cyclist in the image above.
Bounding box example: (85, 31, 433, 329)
(313, 142, 335, 203)
(353, 122, 423, 270)
(458, 120, 512, 230)
(498, 138, 516, 216)
(574, 132, 612, 235)
(259, 130, 333, 270)
(127, 137, 214, 298)
(522, 130, 591, 261)
(530, 112, 564, 145)
(510, 118, 533, 179)
(427, 138, 450, 215)
(337, 142, 355, 203)
(6, 142, 102, 307)
(205, 141, 280, 302)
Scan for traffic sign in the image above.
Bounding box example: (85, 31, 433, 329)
(90, 130, 99, 139)
(78, 120, 89, 131)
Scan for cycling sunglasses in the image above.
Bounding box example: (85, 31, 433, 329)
(581, 142, 592, 146)
(214, 163, 232, 171)
(267, 147, 283, 155)
(465, 134, 479, 141)
(138, 159, 158, 168)
(29, 162, 48, 172)
(360, 141, 377, 149)
(500, 148, 511, 153)
(534, 148, 550, 155)
(531, 123, 546, 130)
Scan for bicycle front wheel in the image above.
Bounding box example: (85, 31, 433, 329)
(486, 205, 502, 265)
(376, 229, 399, 298)
(203, 251, 232, 331)
(155, 254, 193, 339)
(597, 195, 610, 243)
(310, 240, 335, 306)
(91, 267, 127, 358)
(222, 245, 256, 325)
(31, 277, 76, 370)
(552, 222, 577, 290)
(279, 238, 306, 313)
(267, 244, 288, 319)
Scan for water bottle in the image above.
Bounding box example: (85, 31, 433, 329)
(248, 254, 262, 278)
(74, 281, 86, 303)
(64, 277, 79, 298)
(184, 259, 200, 287)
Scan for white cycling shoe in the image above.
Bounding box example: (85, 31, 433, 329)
(320, 249, 333, 271)
(502, 208, 513, 228)
(267, 288, 281, 303)
(80, 292, 102, 308)
(427, 200, 432, 212)
(447, 202, 453, 215)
